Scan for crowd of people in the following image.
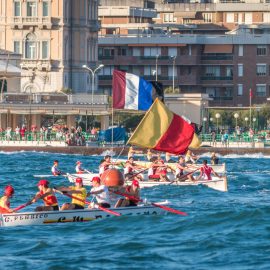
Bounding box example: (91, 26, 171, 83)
(0, 125, 101, 146)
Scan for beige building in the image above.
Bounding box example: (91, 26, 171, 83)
(0, 0, 99, 94)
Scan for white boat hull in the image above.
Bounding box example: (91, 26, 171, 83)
(67, 173, 228, 192)
(0, 203, 168, 227)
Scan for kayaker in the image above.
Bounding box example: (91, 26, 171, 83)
(197, 160, 220, 181)
(51, 160, 62, 176)
(27, 180, 59, 211)
(87, 176, 111, 208)
(57, 177, 87, 210)
(175, 156, 195, 182)
(0, 185, 15, 213)
(75, 161, 85, 174)
(115, 180, 141, 207)
(210, 152, 219, 165)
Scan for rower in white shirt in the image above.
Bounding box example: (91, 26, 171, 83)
(87, 177, 111, 208)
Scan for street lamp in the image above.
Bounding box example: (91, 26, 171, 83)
(170, 55, 176, 93)
(215, 113, 221, 132)
(244, 117, 249, 128)
(203, 117, 207, 134)
(234, 113, 239, 127)
(155, 54, 159, 81)
(82, 64, 104, 105)
(252, 117, 256, 130)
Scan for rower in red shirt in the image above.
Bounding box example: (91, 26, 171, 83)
(0, 185, 15, 213)
(197, 160, 220, 181)
(27, 180, 59, 211)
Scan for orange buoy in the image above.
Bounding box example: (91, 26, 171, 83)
(101, 169, 124, 187)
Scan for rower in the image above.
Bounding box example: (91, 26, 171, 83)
(57, 177, 87, 210)
(99, 155, 112, 176)
(175, 156, 195, 182)
(210, 152, 219, 165)
(0, 185, 15, 213)
(115, 180, 141, 207)
(87, 176, 111, 208)
(197, 160, 220, 181)
(75, 161, 85, 174)
(51, 160, 62, 176)
(148, 155, 169, 182)
(27, 180, 59, 211)
(185, 150, 199, 164)
(127, 146, 142, 159)
(123, 157, 144, 181)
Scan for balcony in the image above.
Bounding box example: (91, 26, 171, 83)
(10, 17, 52, 29)
(201, 55, 233, 61)
(212, 96, 233, 101)
(98, 55, 114, 60)
(21, 59, 52, 71)
(201, 76, 233, 81)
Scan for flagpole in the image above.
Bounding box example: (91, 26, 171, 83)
(112, 95, 114, 151)
(249, 89, 252, 128)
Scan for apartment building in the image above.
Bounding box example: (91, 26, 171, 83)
(98, 0, 270, 107)
(0, 0, 99, 94)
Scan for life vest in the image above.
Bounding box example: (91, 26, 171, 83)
(201, 165, 213, 180)
(39, 190, 58, 206)
(70, 187, 87, 207)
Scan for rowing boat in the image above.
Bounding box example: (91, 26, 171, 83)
(66, 173, 228, 192)
(114, 159, 226, 173)
(0, 202, 168, 227)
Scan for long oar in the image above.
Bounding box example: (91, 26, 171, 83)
(169, 168, 199, 185)
(54, 188, 121, 216)
(13, 202, 31, 212)
(112, 191, 187, 216)
(126, 167, 149, 182)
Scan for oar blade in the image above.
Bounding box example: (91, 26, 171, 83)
(151, 203, 188, 216)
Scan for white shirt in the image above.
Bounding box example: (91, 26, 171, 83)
(51, 165, 60, 175)
(90, 185, 110, 204)
(75, 165, 83, 173)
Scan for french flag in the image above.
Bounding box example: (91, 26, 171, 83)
(112, 70, 153, 110)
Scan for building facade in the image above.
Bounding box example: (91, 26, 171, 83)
(98, 0, 270, 108)
(0, 0, 99, 94)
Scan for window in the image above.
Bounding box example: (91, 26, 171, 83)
(118, 48, 127, 56)
(14, 41, 20, 54)
(237, 84, 243, 96)
(238, 64, 243, 77)
(144, 47, 161, 57)
(226, 66, 233, 77)
(132, 48, 141, 57)
(168, 47, 177, 57)
(263, 13, 270, 23)
(256, 64, 266, 76)
(226, 13, 234, 23)
(163, 13, 175, 23)
(27, 1, 37, 17)
(238, 45, 243, 56)
(42, 41, 48, 59)
(256, 84, 266, 97)
(100, 66, 114, 76)
(257, 45, 267, 56)
(188, 45, 192, 56)
(245, 13, 252, 24)
(238, 13, 243, 24)
(205, 66, 220, 77)
(25, 33, 37, 59)
(43, 1, 49, 17)
(202, 13, 212, 23)
(144, 66, 161, 76)
(14, 1, 21, 17)
(168, 66, 177, 77)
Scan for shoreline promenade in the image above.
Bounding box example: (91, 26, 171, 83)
(0, 140, 269, 156)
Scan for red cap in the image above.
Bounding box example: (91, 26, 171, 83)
(91, 176, 101, 183)
(76, 161, 82, 164)
(37, 179, 49, 186)
(4, 185, 14, 196)
(75, 177, 83, 183)
(132, 180, 140, 187)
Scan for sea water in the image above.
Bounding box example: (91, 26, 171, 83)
(0, 151, 269, 270)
